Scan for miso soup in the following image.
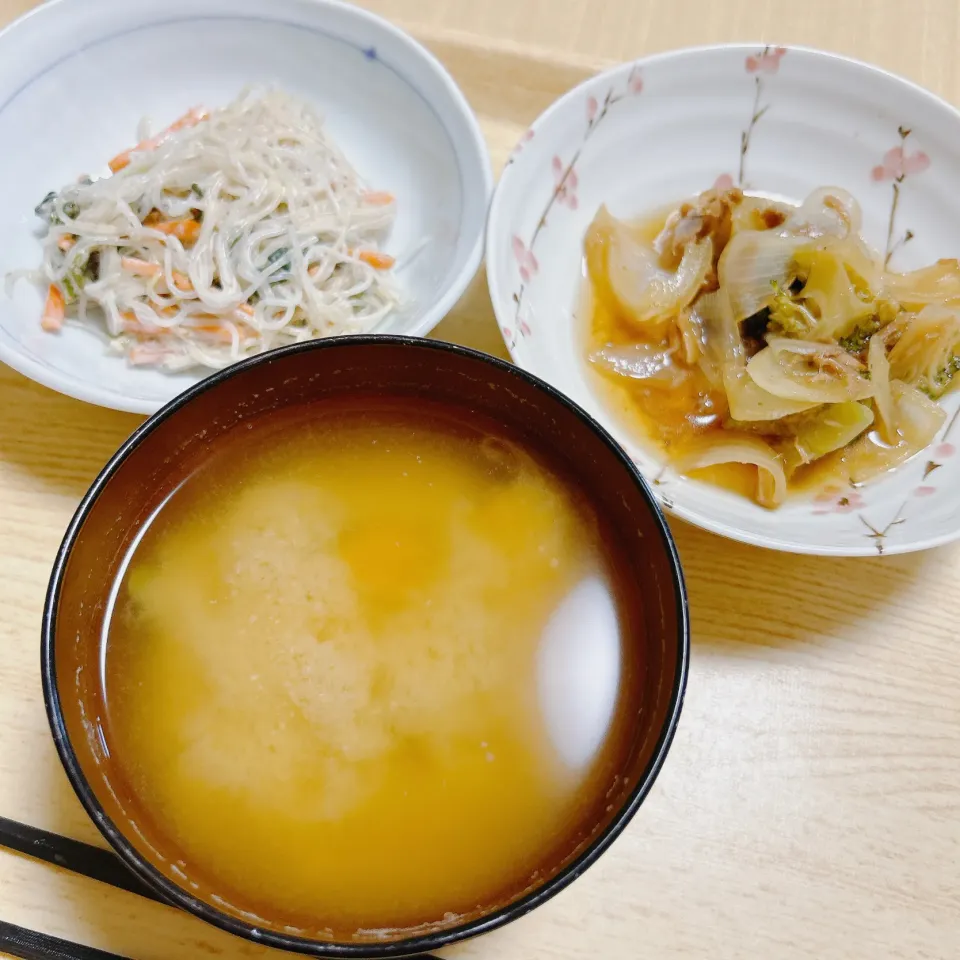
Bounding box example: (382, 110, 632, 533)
(101, 397, 644, 937)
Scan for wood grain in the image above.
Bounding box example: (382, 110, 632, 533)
(2, 1, 959, 958)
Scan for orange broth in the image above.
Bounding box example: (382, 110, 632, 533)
(101, 397, 643, 937)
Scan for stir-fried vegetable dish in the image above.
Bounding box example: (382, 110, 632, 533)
(584, 186, 960, 507)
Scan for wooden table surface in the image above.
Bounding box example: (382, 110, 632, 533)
(2, 0, 959, 958)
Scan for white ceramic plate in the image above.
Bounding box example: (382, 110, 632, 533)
(0, 0, 492, 413)
(487, 44, 960, 556)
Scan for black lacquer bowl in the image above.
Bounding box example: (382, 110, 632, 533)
(42, 336, 689, 958)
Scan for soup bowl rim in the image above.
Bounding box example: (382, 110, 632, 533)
(41, 333, 690, 958)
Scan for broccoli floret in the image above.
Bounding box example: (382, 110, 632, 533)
(923, 354, 960, 399)
(838, 302, 899, 355)
(838, 318, 880, 355)
(767, 279, 818, 335)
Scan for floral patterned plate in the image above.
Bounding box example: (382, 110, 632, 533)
(486, 44, 960, 556)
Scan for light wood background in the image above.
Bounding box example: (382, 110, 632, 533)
(2, 0, 959, 958)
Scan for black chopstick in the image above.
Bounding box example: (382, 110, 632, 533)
(0, 817, 161, 904)
(0, 921, 132, 960)
(1, 817, 441, 959)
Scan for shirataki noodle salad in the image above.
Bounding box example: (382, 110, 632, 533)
(10, 89, 399, 371)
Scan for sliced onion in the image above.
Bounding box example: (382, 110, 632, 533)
(887, 304, 960, 398)
(723, 367, 819, 421)
(696, 285, 821, 419)
(692, 288, 740, 387)
(867, 334, 897, 441)
(883, 260, 960, 307)
(589, 342, 685, 386)
(747, 337, 874, 402)
(893, 380, 946, 444)
(586, 206, 712, 325)
(675, 308, 703, 365)
(782, 187, 862, 240)
(794, 246, 874, 340)
(831, 235, 883, 294)
(717, 229, 811, 322)
(842, 381, 946, 485)
(673, 434, 787, 508)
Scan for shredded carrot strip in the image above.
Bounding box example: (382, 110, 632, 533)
(361, 191, 395, 206)
(123, 311, 233, 338)
(120, 313, 161, 336)
(172, 270, 193, 292)
(41, 284, 65, 332)
(355, 249, 395, 270)
(128, 343, 170, 366)
(182, 319, 254, 344)
(121, 257, 162, 278)
(109, 107, 209, 173)
(152, 219, 202, 244)
(109, 149, 137, 174)
(189, 325, 232, 342)
(57, 235, 75, 252)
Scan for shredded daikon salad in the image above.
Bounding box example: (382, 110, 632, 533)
(584, 186, 960, 507)
(19, 89, 400, 371)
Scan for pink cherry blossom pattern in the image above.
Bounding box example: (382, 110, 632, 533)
(507, 70, 642, 349)
(914, 485, 937, 498)
(713, 173, 735, 191)
(506, 128, 535, 165)
(745, 46, 786, 74)
(552, 156, 579, 210)
(871, 145, 931, 182)
(877, 126, 930, 266)
(935, 442, 956, 458)
(739, 49, 784, 186)
(511, 235, 539, 283)
(813, 488, 866, 515)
